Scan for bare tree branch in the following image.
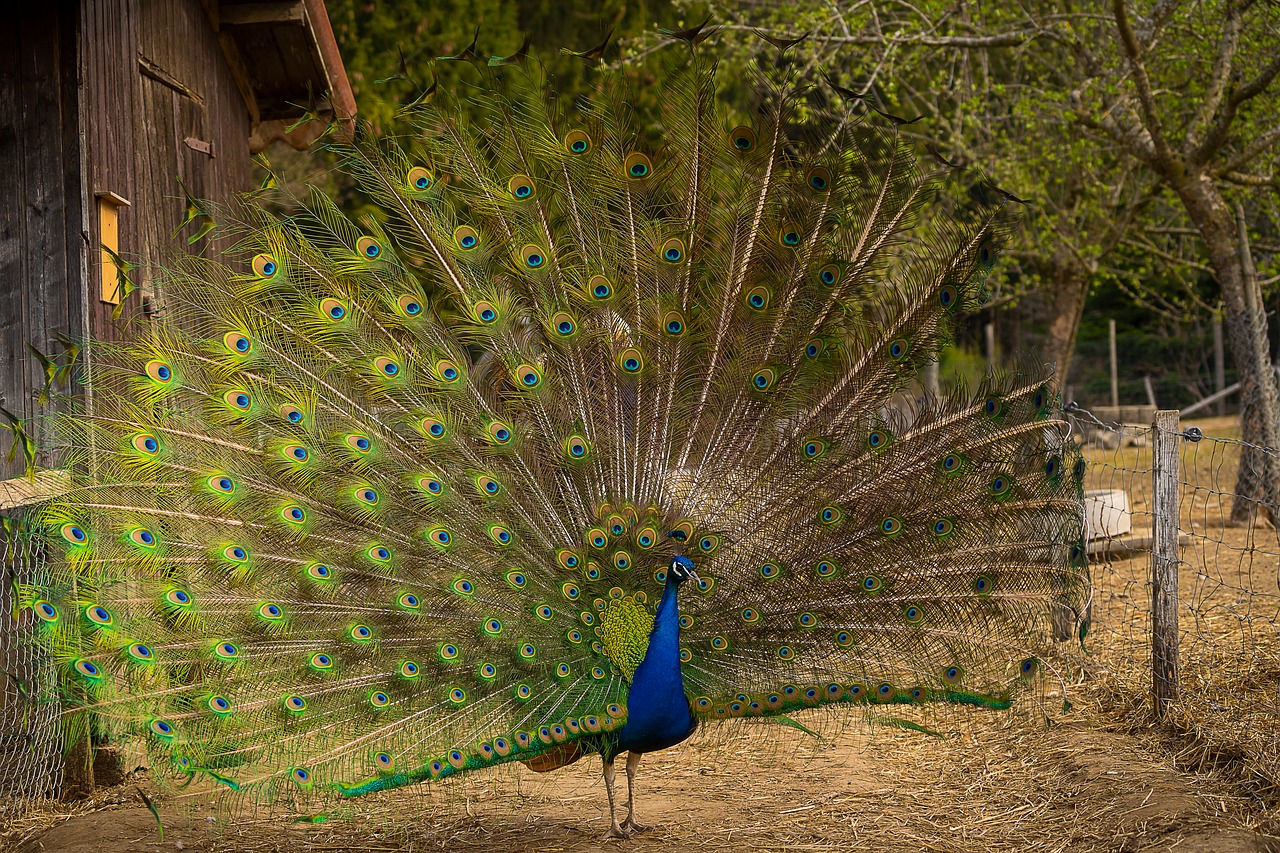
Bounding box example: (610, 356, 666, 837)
(1111, 0, 1178, 169)
(1215, 123, 1280, 175)
(1191, 25, 1280, 166)
(1185, 9, 1241, 156)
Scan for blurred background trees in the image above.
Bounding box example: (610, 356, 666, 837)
(297, 0, 1278, 513)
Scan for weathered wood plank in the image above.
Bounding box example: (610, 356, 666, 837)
(1151, 409, 1182, 720)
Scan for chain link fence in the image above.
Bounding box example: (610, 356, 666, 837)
(0, 522, 64, 816)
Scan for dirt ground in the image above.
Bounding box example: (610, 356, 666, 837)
(5, 702, 1277, 852)
(7, 413, 1280, 852)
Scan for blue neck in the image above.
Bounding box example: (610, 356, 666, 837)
(614, 576, 696, 755)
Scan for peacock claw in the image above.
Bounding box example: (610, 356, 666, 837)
(605, 824, 632, 840)
(621, 817, 650, 833)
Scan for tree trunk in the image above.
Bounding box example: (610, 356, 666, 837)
(1175, 175, 1280, 527)
(1041, 257, 1090, 387)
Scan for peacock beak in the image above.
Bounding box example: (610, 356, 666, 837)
(684, 567, 700, 585)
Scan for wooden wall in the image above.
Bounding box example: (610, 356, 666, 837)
(0, 0, 255, 481)
(0, 2, 84, 480)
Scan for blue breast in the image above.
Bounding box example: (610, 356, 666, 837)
(615, 575, 696, 753)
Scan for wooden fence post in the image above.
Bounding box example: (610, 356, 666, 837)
(1151, 409, 1181, 720)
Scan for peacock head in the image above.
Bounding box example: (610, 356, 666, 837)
(668, 555, 700, 585)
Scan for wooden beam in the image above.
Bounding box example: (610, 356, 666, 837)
(0, 469, 72, 511)
(219, 1, 305, 27)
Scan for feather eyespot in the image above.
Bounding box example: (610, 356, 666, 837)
(729, 126, 756, 151)
(623, 152, 652, 179)
(420, 417, 447, 439)
(473, 301, 499, 324)
(520, 245, 547, 269)
(406, 166, 433, 192)
(991, 473, 1014, 498)
(435, 360, 461, 383)
(939, 452, 964, 474)
(397, 294, 424, 316)
(454, 225, 480, 250)
(867, 429, 892, 450)
(589, 275, 613, 300)
(759, 563, 779, 580)
(818, 263, 842, 286)
(805, 339, 823, 358)
(550, 311, 577, 337)
(939, 282, 960, 310)
(369, 692, 391, 708)
(973, 575, 992, 595)
(32, 600, 58, 623)
(564, 130, 592, 154)
(662, 310, 685, 335)
(131, 433, 160, 455)
(251, 254, 279, 279)
(356, 236, 381, 259)
(487, 421, 513, 444)
(933, 518, 954, 537)
(258, 601, 283, 620)
(659, 238, 685, 263)
(563, 436, 589, 460)
(815, 560, 837, 577)
(129, 528, 157, 548)
(223, 390, 251, 411)
(145, 359, 174, 384)
(802, 439, 829, 460)
(367, 545, 392, 562)
(280, 405, 304, 425)
(306, 563, 332, 581)
(618, 348, 643, 374)
(751, 368, 777, 391)
(515, 364, 542, 388)
(507, 175, 535, 199)
(805, 166, 831, 191)
(320, 298, 347, 321)
(880, 517, 902, 536)
(223, 332, 252, 354)
(745, 285, 770, 311)
(779, 226, 802, 247)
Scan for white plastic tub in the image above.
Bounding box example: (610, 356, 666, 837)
(1084, 489, 1132, 539)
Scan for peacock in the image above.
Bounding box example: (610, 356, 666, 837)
(19, 32, 1088, 839)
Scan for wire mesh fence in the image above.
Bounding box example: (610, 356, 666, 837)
(0, 523, 64, 815)
(1069, 403, 1280, 800)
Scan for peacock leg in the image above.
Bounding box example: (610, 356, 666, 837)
(602, 758, 630, 839)
(620, 751, 651, 833)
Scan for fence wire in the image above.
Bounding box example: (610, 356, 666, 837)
(1070, 405, 1280, 800)
(0, 523, 63, 815)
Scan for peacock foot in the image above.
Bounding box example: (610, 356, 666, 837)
(621, 817, 651, 834)
(604, 823, 633, 840)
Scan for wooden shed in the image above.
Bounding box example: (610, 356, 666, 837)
(0, 0, 355, 485)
